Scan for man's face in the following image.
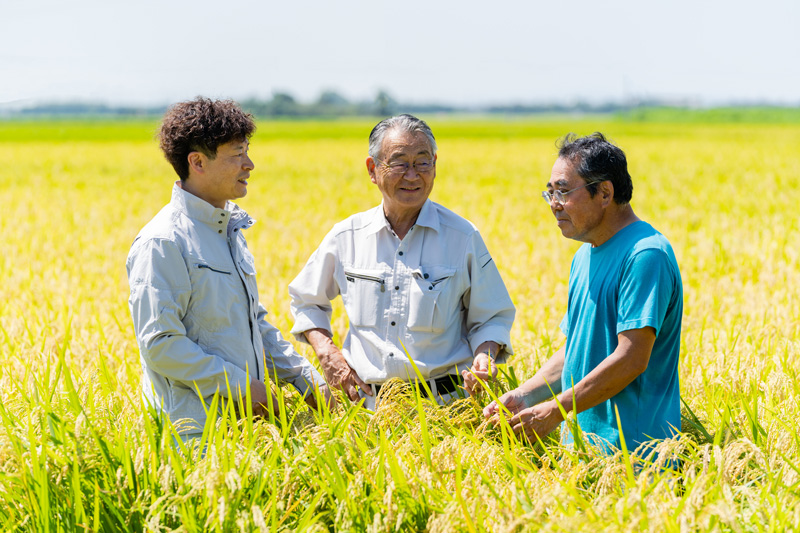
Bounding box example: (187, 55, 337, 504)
(367, 129, 436, 216)
(190, 139, 254, 208)
(546, 157, 606, 244)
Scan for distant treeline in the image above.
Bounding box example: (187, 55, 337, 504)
(3, 90, 800, 122)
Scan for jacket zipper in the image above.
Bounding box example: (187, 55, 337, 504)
(229, 235, 261, 381)
(344, 270, 386, 292)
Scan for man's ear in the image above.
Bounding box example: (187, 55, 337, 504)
(366, 157, 378, 184)
(599, 180, 614, 207)
(188, 152, 204, 174)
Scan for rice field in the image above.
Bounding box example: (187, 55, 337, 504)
(1, 117, 799, 531)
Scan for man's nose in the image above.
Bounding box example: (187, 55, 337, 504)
(243, 154, 255, 170)
(402, 165, 420, 179)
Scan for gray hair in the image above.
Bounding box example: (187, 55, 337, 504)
(368, 114, 437, 160)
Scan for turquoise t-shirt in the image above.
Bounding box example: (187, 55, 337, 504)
(559, 221, 683, 453)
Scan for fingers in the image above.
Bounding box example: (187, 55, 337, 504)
(342, 381, 361, 403)
(483, 400, 498, 418)
(252, 393, 280, 418)
(462, 369, 477, 395)
(474, 352, 499, 379)
(508, 412, 544, 441)
(462, 370, 485, 396)
(339, 370, 371, 402)
(321, 385, 338, 408)
(471, 370, 491, 381)
(351, 372, 373, 396)
(511, 422, 530, 438)
(303, 392, 319, 410)
(463, 367, 492, 396)
(508, 412, 524, 428)
(270, 392, 281, 416)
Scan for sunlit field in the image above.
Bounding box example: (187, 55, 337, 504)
(1, 118, 799, 531)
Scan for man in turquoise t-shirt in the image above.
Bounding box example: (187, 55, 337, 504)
(484, 132, 683, 453)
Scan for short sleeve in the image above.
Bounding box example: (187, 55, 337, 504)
(617, 248, 676, 336)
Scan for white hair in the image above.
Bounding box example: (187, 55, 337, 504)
(367, 114, 437, 160)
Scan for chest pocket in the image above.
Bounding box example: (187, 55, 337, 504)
(408, 266, 457, 333)
(188, 260, 238, 332)
(237, 246, 258, 295)
(343, 267, 386, 328)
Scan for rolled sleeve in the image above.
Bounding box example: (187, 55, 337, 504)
(257, 305, 326, 397)
(127, 238, 249, 398)
(289, 230, 342, 342)
(463, 233, 516, 362)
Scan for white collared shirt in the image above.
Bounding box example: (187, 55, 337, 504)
(289, 199, 515, 384)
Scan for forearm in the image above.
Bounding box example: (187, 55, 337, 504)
(143, 333, 249, 398)
(258, 313, 325, 396)
(303, 328, 342, 366)
(552, 329, 653, 416)
(517, 347, 565, 406)
(555, 353, 642, 416)
(303, 328, 367, 400)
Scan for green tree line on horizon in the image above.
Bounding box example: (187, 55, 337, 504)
(2, 89, 800, 122)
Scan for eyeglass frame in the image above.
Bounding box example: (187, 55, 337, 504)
(541, 179, 604, 205)
(374, 157, 436, 176)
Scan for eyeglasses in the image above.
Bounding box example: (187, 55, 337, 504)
(541, 181, 600, 205)
(375, 158, 435, 177)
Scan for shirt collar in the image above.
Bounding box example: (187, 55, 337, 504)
(414, 199, 440, 232)
(170, 182, 255, 229)
(365, 199, 440, 236)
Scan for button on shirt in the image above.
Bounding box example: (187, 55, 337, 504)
(289, 199, 515, 384)
(127, 183, 324, 433)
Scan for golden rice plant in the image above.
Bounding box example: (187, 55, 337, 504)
(0, 119, 798, 531)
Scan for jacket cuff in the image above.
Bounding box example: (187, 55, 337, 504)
(291, 366, 326, 398)
(290, 309, 333, 344)
(468, 326, 513, 364)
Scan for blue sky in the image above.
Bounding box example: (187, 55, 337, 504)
(2, 0, 799, 107)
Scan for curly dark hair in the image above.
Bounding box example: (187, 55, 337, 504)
(557, 132, 633, 204)
(158, 97, 256, 180)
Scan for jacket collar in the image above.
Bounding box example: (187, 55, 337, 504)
(170, 182, 255, 230)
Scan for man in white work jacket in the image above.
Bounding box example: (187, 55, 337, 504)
(127, 97, 327, 438)
(289, 114, 515, 408)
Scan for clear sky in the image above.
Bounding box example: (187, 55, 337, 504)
(2, 0, 799, 107)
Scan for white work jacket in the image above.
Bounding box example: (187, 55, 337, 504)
(289, 199, 515, 384)
(127, 184, 323, 433)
